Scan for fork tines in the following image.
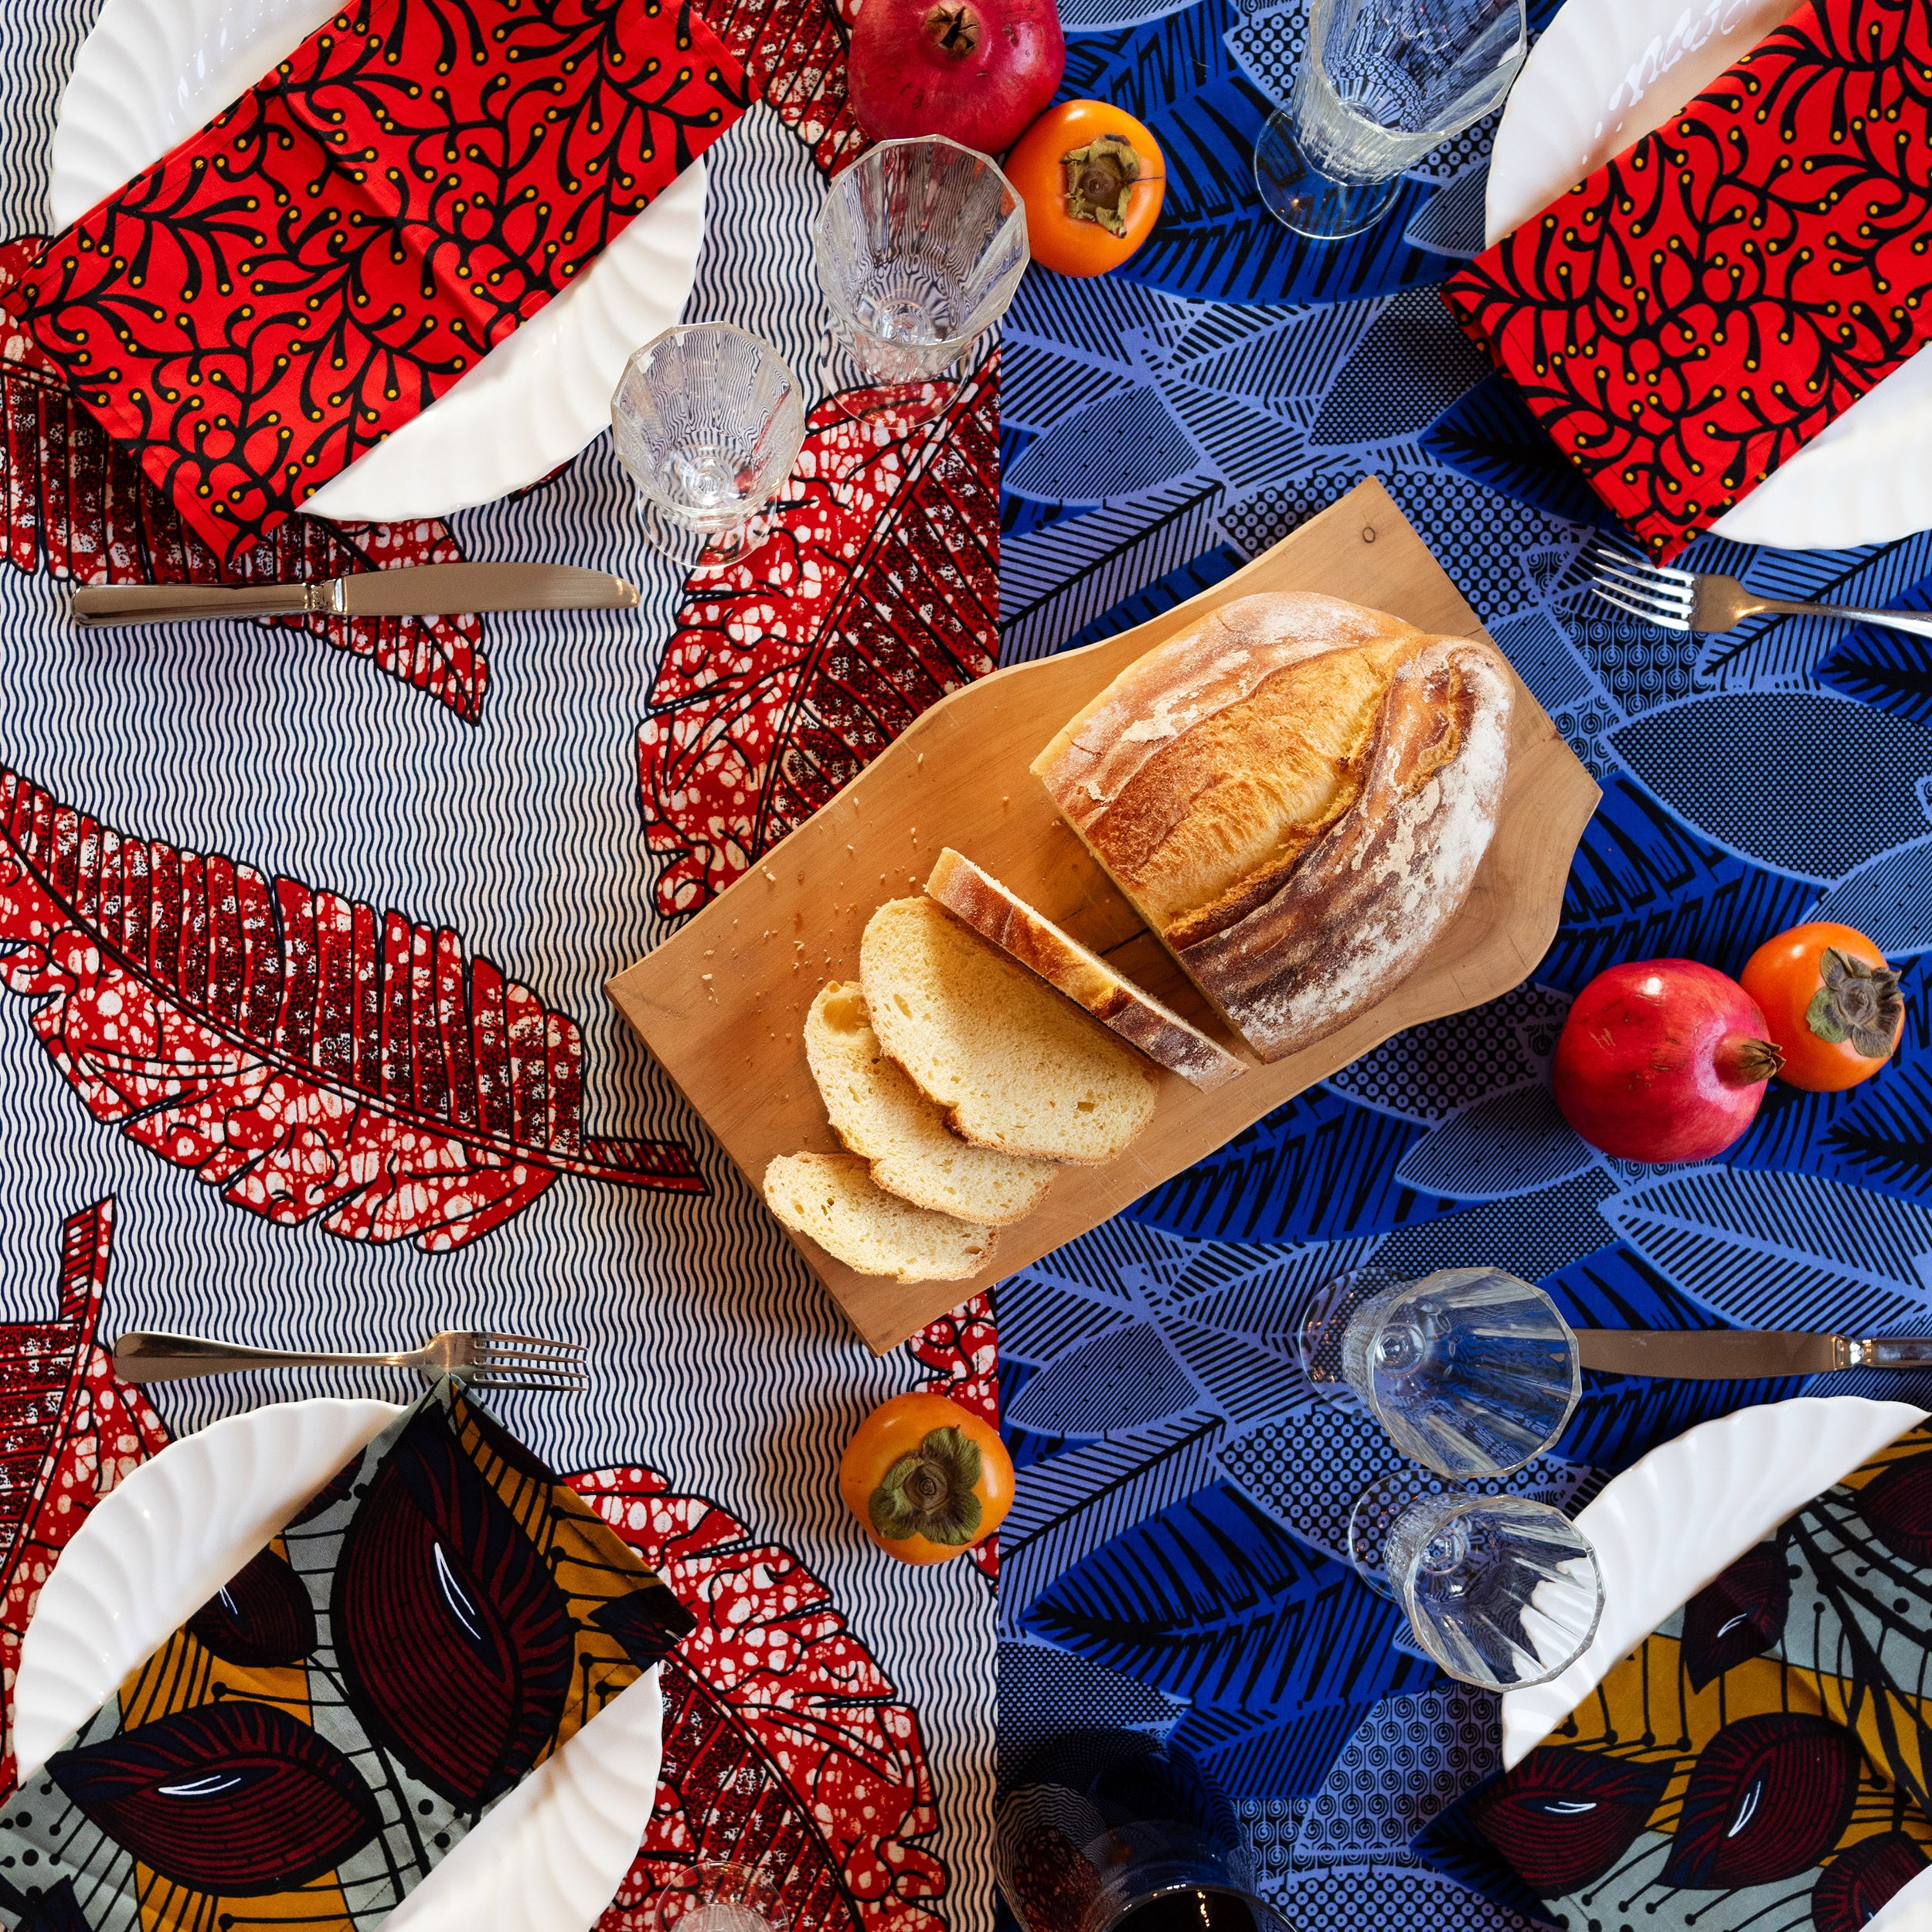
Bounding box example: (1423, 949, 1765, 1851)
(1580, 539, 1696, 633)
(469, 1332, 587, 1392)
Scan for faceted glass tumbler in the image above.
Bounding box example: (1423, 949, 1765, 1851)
(611, 324, 804, 542)
(812, 136, 1029, 388)
(1253, 0, 1527, 237)
(1336, 1267, 1580, 1478)
(1382, 1491, 1604, 1690)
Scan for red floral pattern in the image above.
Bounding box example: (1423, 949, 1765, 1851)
(911, 1294, 999, 1582)
(0, 237, 488, 719)
(694, 0, 867, 174)
(0, 1202, 171, 1789)
(1443, 0, 1932, 559)
(574, 1470, 947, 1932)
(3, 0, 746, 563)
(0, 765, 704, 1252)
(638, 364, 1000, 917)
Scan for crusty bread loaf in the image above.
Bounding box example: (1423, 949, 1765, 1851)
(1032, 592, 1512, 1062)
(924, 850, 1247, 1092)
(859, 897, 1157, 1162)
(805, 981, 1056, 1224)
(763, 1152, 995, 1280)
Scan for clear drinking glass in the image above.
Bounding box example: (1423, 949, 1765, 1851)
(1349, 1483, 1604, 1689)
(812, 136, 1029, 394)
(1298, 1266, 1579, 1478)
(643, 1861, 789, 1932)
(1253, 0, 1528, 239)
(611, 324, 804, 563)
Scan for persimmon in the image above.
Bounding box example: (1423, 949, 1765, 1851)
(1006, 100, 1165, 277)
(1740, 921, 1905, 1091)
(838, 1391, 1013, 1564)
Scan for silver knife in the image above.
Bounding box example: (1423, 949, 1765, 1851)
(70, 562, 638, 625)
(1577, 1328, 1932, 1378)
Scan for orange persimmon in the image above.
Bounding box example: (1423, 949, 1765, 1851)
(838, 1391, 1013, 1564)
(1007, 100, 1165, 277)
(1739, 920, 1906, 1091)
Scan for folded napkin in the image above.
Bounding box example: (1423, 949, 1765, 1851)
(4, 0, 747, 563)
(1443, 0, 1932, 560)
(1424, 1418, 1932, 1930)
(0, 1378, 693, 1932)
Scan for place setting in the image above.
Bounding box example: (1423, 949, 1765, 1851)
(0, 0, 1929, 1913)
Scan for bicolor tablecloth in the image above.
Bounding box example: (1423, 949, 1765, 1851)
(4, 0, 1932, 1926)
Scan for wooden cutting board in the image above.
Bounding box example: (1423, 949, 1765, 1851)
(607, 478, 1600, 1353)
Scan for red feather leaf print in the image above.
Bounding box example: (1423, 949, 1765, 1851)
(693, 0, 867, 175)
(638, 360, 1000, 917)
(911, 1294, 998, 1582)
(0, 766, 705, 1253)
(0, 236, 489, 722)
(573, 1470, 946, 1932)
(0, 1202, 172, 1791)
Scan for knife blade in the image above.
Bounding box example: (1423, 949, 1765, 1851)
(70, 563, 638, 625)
(1575, 1328, 1932, 1377)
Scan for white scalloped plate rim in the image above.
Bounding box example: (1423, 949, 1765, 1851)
(14, 1396, 663, 1932)
(1485, 0, 1932, 550)
(47, 0, 706, 522)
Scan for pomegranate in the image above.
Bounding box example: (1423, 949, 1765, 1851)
(1551, 960, 1784, 1163)
(847, 0, 1066, 155)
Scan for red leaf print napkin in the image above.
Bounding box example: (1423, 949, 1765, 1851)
(1442, 0, 1932, 560)
(3, 0, 746, 564)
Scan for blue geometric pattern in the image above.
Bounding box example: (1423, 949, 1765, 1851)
(996, 5, 1932, 1922)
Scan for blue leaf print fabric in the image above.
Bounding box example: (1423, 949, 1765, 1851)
(994, 0, 1932, 1916)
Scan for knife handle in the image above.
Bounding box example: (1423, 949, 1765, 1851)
(1853, 1337, 1932, 1367)
(71, 582, 330, 625)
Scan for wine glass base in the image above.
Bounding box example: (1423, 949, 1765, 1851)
(1345, 1467, 1449, 1599)
(1294, 1267, 1398, 1405)
(1252, 111, 1403, 240)
(635, 496, 779, 571)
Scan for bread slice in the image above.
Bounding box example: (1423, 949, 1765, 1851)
(763, 1153, 995, 1281)
(806, 981, 1056, 1224)
(859, 897, 1156, 1163)
(925, 850, 1247, 1092)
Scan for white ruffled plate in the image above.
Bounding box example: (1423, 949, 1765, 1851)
(1485, 0, 1932, 550)
(47, 0, 706, 522)
(14, 1396, 663, 1932)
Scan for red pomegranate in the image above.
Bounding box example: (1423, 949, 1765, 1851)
(1552, 960, 1784, 1163)
(847, 0, 1066, 155)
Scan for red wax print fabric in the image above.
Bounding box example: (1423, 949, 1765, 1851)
(1442, 0, 1932, 560)
(2, 0, 746, 564)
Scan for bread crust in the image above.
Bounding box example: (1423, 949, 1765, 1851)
(925, 849, 1247, 1091)
(1179, 637, 1513, 1060)
(1032, 590, 1515, 1063)
(1032, 593, 1431, 934)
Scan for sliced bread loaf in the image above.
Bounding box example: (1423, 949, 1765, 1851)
(860, 897, 1157, 1163)
(763, 1152, 995, 1281)
(806, 982, 1056, 1225)
(925, 850, 1247, 1092)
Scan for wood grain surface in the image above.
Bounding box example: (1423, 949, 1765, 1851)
(607, 478, 1602, 1352)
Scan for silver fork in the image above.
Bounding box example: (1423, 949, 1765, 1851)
(1580, 540, 1932, 638)
(111, 1328, 587, 1390)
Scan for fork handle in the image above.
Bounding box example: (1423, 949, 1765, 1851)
(112, 1331, 423, 1383)
(1757, 599, 1932, 641)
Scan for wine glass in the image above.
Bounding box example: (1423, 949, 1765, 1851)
(642, 1861, 788, 1932)
(811, 136, 1027, 414)
(1297, 1266, 1580, 1478)
(1346, 1477, 1604, 1689)
(611, 324, 804, 564)
(1253, 0, 1528, 238)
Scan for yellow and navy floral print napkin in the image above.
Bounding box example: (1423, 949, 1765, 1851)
(1424, 1420, 1932, 1931)
(0, 1376, 692, 1932)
